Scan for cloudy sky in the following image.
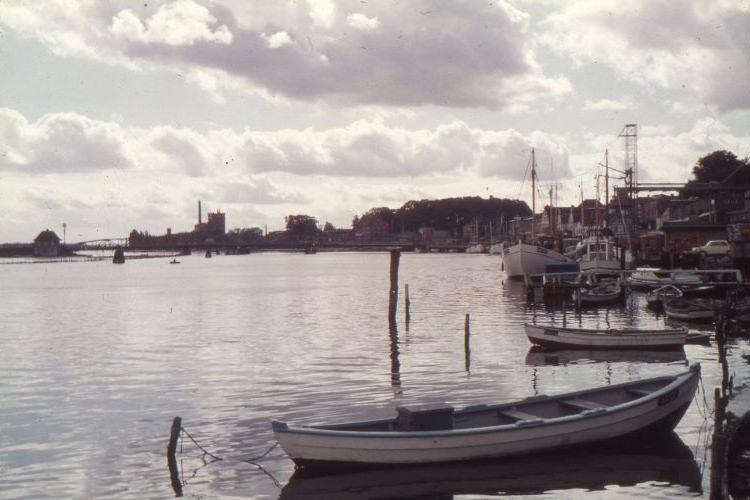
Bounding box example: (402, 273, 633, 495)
(1, 0, 749, 243)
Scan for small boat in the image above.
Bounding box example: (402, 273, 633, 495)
(646, 285, 683, 311)
(524, 323, 688, 350)
(169, 258, 180, 264)
(272, 364, 700, 468)
(573, 235, 624, 275)
(663, 297, 715, 322)
(579, 278, 624, 306)
(279, 431, 701, 498)
(626, 268, 703, 290)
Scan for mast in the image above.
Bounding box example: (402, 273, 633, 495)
(531, 148, 536, 244)
(605, 149, 609, 229)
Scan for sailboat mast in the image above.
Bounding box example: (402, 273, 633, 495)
(531, 148, 536, 244)
(605, 149, 610, 229)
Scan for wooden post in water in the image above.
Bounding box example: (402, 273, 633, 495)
(388, 249, 401, 327)
(464, 313, 471, 372)
(167, 416, 183, 497)
(405, 283, 411, 325)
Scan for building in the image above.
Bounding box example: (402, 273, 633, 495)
(33, 230, 61, 257)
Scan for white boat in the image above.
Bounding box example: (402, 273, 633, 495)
(501, 148, 571, 279)
(579, 278, 624, 306)
(279, 431, 701, 498)
(573, 235, 623, 275)
(271, 365, 700, 468)
(625, 268, 703, 290)
(524, 323, 688, 350)
(501, 241, 571, 279)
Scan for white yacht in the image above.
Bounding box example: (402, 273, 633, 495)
(573, 235, 623, 275)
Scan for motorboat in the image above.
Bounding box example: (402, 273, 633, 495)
(524, 323, 688, 350)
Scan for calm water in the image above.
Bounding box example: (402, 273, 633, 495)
(1, 252, 748, 499)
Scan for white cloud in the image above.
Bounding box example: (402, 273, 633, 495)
(346, 13, 379, 30)
(540, 0, 750, 112)
(111, 1, 232, 46)
(584, 97, 637, 111)
(0, 0, 570, 109)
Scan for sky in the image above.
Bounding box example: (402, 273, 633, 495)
(1, 0, 749, 243)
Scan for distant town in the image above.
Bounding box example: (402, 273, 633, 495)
(4, 149, 750, 270)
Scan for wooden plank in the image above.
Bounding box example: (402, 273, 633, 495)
(499, 408, 541, 421)
(561, 399, 608, 411)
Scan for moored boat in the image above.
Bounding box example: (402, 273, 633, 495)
(646, 285, 683, 311)
(524, 323, 688, 350)
(626, 268, 703, 290)
(272, 364, 700, 468)
(663, 297, 715, 322)
(579, 278, 624, 306)
(501, 241, 571, 280)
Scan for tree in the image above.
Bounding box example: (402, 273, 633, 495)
(323, 221, 336, 232)
(689, 150, 750, 184)
(285, 214, 319, 239)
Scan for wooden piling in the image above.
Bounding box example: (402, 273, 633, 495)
(405, 283, 411, 324)
(464, 313, 471, 372)
(388, 249, 401, 326)
(167, 416, 182, 459)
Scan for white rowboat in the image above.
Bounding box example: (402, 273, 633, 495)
(272, 365, 700, 468)
(524, 323, 688, 350)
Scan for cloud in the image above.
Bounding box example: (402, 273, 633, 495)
(540, 0, 750, 112)
(1, 0, 571, 109)
(584, 97, 637, 111)
(0, 108, 131, 173)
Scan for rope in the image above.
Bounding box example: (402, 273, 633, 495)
(178, 425, 280, 465)
(180, 427, 222, 461)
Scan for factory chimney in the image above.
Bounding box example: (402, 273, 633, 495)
(198, 200, 202, 225)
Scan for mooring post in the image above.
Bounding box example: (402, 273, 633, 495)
(388, 249, 401, 326)
(464, 313, 471, 372)
(405, 283, 411, 324)
(167, 416, 182, 459)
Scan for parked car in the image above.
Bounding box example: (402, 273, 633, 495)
(691, 240, 731, 256)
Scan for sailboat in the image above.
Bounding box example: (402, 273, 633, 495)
(501, 149, 571, 279)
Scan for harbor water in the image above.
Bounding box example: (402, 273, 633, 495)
(1, 252, 748, 499)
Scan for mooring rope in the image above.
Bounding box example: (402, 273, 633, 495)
(177, 424, 279, 465)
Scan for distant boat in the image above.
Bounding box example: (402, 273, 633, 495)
(465, 243, 486, 254)
(169, 258, 180, 264)
(205, 248, 212, 258)
(573, 235, 624, 275)
(271, 364, 700, 468)
(626, 268, 703, 290)
(579, 278, 624, 306)
(501, 149, 571, 279)
(524, 323, 688, 350)
(646, 285, 683, 311)
(663, 297, 715, 322)
(502, 241, 571, 280)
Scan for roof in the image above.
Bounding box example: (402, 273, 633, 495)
(34, 229, 61, 244)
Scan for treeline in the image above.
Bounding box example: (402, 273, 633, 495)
(353, 196, 530, 233)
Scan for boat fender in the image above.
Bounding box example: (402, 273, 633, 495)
(515, 419, 545, 427)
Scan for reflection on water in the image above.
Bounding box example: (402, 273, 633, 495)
(279, 432, 702, 499)
(525, 346, 689, 367)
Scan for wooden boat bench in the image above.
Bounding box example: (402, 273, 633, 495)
(498, 408, 541, 421)
(560, 398, 608, 411)
(626, 388, 652, 397)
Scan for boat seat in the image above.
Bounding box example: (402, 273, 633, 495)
(626, 388, 652, 397)
(561, 398, 608, 411)
(498, 408, 541, 421)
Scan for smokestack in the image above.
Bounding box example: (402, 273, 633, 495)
(198, 200, 202, 225)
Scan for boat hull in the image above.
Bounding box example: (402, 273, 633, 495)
(272, 366, 700, 468)
(524, 323, 687, 350)
(502, 242, 570, 280)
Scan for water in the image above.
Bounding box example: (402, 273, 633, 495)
(1, 252, 747, 499)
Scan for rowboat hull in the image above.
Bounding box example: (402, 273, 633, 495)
(663, 298, 715, 322)
(272, 365, 700, 468)
(501, 242, 570, 280)
(524, 323, 687, 350)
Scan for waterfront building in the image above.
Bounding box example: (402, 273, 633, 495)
(33, 230, 61, 257)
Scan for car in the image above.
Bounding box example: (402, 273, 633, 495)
(691, 240, 731, 257)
